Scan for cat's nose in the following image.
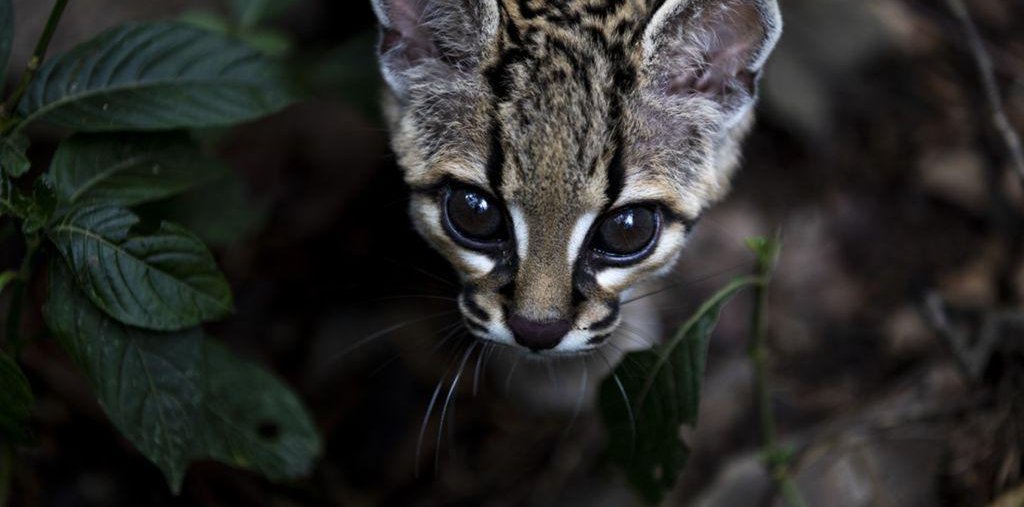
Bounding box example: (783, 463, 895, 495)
(507, 315, 572, 352)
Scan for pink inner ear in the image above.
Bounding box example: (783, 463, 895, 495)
(380, 0, 437, 62)
(666, 1, 766, 100)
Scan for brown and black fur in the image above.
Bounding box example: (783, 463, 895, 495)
(373, 0, 782, 355)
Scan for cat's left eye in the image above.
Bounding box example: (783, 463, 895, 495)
(590, 206, 661, 264)
(443, 186, 509, 250)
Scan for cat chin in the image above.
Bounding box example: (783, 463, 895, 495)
(485, 284, 664, 413)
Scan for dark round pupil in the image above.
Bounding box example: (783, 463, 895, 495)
(448, 190, 503, 240)
(596, 208, 656, 256)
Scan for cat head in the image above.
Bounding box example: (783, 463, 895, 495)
(372, 0, 781, 355)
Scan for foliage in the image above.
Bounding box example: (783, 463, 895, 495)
(600, 237, 781, 504)
(0, 0, 320, 494)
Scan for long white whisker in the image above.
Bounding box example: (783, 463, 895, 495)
(472, 343, 491, 397)
(598, 349, 637, 458)
(560, 358, 589, 443)
(435, 342, 478, 474)
(621, 263, 750, 305)
(416, 345, 463, 478)
(504, 352, 522, 397)
(330, 310, 457, 365)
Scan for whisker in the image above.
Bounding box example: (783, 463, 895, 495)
(380, 256, 458, 288)
(369, 295, 459, 303)
(618, 322, 660, 349)
(329, 310, 458, 366)
(435, 342, 478, 474)
(546, 360, 560, 394)
(598, 349, 637, 458)
(472, 343, 490, 397)
(505, 352, 522, 397)
(416, 345, 464, 478)
(622, 262, 751, 305)
(429, 322, 468, 355)
(368, 320, 464, 377)
(559, 358, 589, 443)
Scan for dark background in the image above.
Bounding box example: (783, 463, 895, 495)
(2, 0, 1023, 506)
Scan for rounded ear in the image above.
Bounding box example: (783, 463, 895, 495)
(643, 0, 782, 122)
(371, 0, 500, 98)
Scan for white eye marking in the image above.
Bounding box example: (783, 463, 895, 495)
(567, 212, 598, 267)
(459, 251, 496, 275)
(509, 205, 529, 261)
(595, 225, 688, 291)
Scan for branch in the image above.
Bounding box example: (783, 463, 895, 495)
(0, 0, 70, 125)
(944, 0, 1024, 190)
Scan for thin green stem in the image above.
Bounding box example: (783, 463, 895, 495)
(0, 0, 70, 126)
(748, 236, 808, 507)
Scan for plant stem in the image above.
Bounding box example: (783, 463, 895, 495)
(4, 235, 40, 355)
(748, 237, 808, 507)
(0, 0, 70, 125)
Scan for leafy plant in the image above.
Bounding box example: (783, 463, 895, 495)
(600, 235, 795, 505)
(0, 0, 321, 494)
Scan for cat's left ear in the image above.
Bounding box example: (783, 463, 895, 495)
(643, 0, 782, 122)
(371, 0, 500, 98)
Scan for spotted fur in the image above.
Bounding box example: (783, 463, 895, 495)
(373, 0, 782, 355)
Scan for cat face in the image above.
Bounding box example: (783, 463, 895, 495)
(373, 0, 781, 355)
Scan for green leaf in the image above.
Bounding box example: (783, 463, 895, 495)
(145, 171, 268, 248)
(50, 132, 227, 208)
(746, 234, 782, 269)
(0, 349, 33, 442)
(191, 340, 321, 481)
(0, 0, 12, 85)
(1, 175, 56, 233)
(17, 22, 296, 132)
(0, 133, 31, 179)
(599, 277, 761, 505)
(231, 0, 295, 28)
(0, 270, 16, 295)
(49, 206, 234, 331)
(45, 259, 202, 490)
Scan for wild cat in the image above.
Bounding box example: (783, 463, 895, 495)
(371, 0, 781, 409)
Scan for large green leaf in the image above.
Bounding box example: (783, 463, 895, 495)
(17, 22, 296, 131)
(599, 277, 761, 505)
(191, 340, 322, 481)
(0, 349, 33, 442)
(45, 260, 202, 490)
(50, 132, 227, 208)
(231, 0, 296, 28)
(49, 206, 233, 331)
(0, 133, 30, 179)
(0, 0, 12, 85)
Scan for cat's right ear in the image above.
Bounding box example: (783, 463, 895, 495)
(372, 0, 500, 98)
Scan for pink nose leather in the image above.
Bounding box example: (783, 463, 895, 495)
(507, 315, 571, 351)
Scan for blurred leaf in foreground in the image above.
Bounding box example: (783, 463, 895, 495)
(600, 276, 762, 504)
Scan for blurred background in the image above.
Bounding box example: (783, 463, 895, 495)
(2, 0, 1023, 506)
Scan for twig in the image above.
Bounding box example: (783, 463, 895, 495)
(925, 291, 1024, 382)
(944, 0, 1024, 189)
(0, 0, 70, 125)
(748, 236, 808, 507)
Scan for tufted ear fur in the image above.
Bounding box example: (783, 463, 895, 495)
(371, 0, 500, 98)
(644, 0, 782, 124)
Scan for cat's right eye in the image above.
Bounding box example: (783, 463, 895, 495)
(443, 186, 509, 250)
